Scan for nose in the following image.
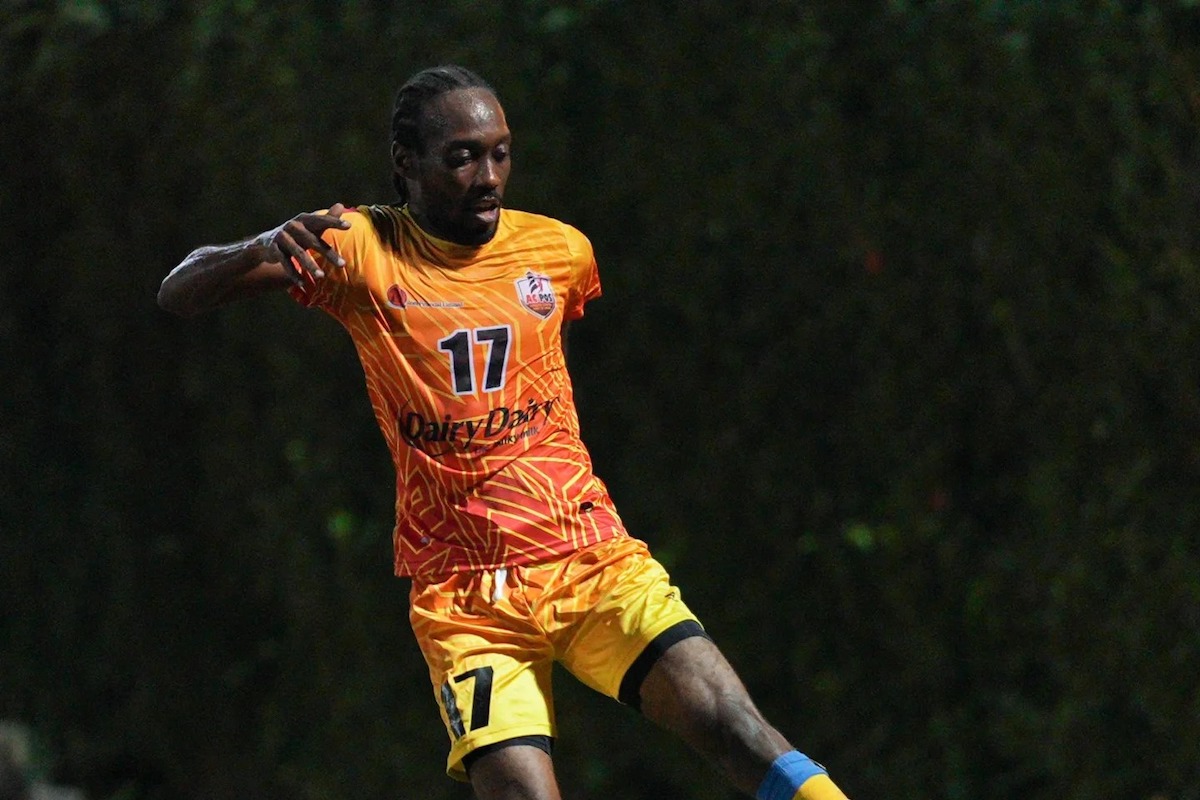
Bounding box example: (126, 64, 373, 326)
(476, 155, 501, 189)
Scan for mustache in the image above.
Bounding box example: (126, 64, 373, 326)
(467, 191, 502, 205)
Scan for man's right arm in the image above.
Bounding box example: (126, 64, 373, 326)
(157, 204, 350, 317)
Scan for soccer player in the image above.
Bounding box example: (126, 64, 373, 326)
(158, 65, 852, 800)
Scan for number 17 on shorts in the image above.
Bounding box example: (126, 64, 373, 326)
(440, 665, 494, 738)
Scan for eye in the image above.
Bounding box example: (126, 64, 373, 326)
(493, 144, 510, 162)
(446, 149, 473, 168)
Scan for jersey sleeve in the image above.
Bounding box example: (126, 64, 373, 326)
(287, 206, 365, 310)
(562, 224, 602, 321)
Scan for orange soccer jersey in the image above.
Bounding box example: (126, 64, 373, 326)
(290, 204, 625, 577)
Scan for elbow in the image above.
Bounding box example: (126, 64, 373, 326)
(157, 275, 198, 318)
(156, 281, 175, 314)
(156, 281, 183, 316)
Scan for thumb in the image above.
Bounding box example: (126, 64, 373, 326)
(328, 202, 351, 227)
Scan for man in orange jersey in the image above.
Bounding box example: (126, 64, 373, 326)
(158, 65, 852, 800)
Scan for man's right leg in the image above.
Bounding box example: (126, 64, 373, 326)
(465, 740, 562, 800)
(409, 570, 560, 795)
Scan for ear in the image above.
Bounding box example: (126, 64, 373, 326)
(392, 142, 414, 178)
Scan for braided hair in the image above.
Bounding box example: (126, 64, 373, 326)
(391, 65, 496, 202)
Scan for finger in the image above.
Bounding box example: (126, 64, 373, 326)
(291, 210, 348, 267)
(258, 240, 305, 286)
(281, 254, 306, 287)
(275, 229, 326, 281)
(266, 241, 306, 287)
(285, 220, 345, 269)
(326, 202, 350, 227)
(311, 236, 346, 269)
(303, 204, 351, 233)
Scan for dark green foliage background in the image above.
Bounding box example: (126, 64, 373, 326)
(3, 1, 1199, 798)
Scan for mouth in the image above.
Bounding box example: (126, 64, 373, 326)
(468, 195, 502, 223)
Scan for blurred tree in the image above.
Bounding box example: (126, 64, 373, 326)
(2, 1, 1198, 799)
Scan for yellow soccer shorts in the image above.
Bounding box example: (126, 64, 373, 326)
(408, 535, 706, 781)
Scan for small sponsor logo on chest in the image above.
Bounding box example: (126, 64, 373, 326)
(515, 270, 556, 319)
(386, 285, 465, 310)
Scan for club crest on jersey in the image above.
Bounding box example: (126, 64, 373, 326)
(516, 270, 555, 319)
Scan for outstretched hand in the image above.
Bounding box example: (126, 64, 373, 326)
(257, 203, 352, 285)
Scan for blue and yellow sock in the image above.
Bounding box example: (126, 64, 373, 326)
(756, 750, 850, 800)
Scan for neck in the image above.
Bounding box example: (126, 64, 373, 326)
(402, 205, 497, 249)
(403, 205, 496, 248)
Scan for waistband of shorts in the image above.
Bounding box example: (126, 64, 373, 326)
(408, 533, 642, 591)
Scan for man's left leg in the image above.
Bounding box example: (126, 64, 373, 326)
(636, 635, 851, 800)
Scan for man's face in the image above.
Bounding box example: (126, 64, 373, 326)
(398, 87, 512, 246)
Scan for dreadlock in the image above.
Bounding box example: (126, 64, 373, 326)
(391, 65, 496, 202)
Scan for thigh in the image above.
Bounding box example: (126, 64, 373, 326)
(547, 537, 705, 703)
(410, 572, 557, 783)
(466, 741, 562, 800)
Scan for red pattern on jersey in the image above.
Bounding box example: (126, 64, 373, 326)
(290, 205, 623, 577)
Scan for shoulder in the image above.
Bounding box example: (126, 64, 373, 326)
(337, 204, 393, 247)
(309, 204, 372, 248)
(308, 205, 389, 292)
(501, 209, 593, 261)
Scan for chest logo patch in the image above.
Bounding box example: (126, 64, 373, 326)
(384, 284, 464, 310)
(515, 270, 556, 319)
(386, 285, 408, 309)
